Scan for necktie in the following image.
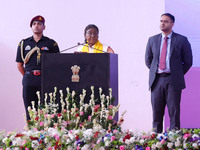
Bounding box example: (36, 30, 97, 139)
(159, 36, 168, 70)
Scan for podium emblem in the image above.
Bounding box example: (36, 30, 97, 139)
(71, 65, 80, 82)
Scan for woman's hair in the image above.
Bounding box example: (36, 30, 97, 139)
(84, 24, 99, 35)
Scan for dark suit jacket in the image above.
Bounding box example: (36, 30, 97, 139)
(145, 32, 193, 90)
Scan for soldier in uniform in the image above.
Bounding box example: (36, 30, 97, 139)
(16, 15, 59, 120)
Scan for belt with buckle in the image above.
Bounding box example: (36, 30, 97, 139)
(26, 70, 41, 76)
(156, 73, 170, 77)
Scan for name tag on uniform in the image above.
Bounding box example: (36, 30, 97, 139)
(25, 45, 31, 50)
(41, 47, 49, 50)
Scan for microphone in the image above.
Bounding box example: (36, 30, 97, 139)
(60, 42, 86, 53)
(82, 45, 107, 53)
(80, 39, 106, 53)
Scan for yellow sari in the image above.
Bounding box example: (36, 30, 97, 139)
(81, 40, 103, 53)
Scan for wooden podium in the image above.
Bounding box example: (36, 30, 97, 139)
(41, 53, 118, 106)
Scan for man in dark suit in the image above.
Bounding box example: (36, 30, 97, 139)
(145, 13, 192, 133)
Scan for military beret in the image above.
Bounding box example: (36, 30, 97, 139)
(30, 15, 45, 27)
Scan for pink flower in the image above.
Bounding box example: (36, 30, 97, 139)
(111, 136, 115, 141)
(54, 135, 60, 141)
(69, 130, 73, 134)
(142, 135, 150, 139)
(40, 110, 43, 114)
(22, 140, 27, 145)
(120, 145, 125, 150)
(161, 139, 166, 144)
(94, 104, 100, 112)
(51, 114, 55, 118)
(48, 147, 53, 150)
(77, 146, 80, 150)
(25, 148, 29, 150)
(80, 111, 84, 116)
(63, 109, 67, 113)
(183, 133, 191, 139)
(145, 147, 151, 150)
(34, 128, 38, 131)
(108, 116, 112, 120)
(79, 124, 82, 127)
(113, 129, 118, 133)
(88, 115, 92, 121)
(109, 105, 113, 109)
(96, 139, 101, 144)
(40, 122, 44, 126)
(45, 114, 49, 118)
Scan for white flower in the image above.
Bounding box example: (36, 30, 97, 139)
(125, 139, 131, 145)
(99, 88, 102, 95)
(81, 144, 91, 150)
(12, 137, 22, 146)
(167, 142, 173, 149)
(74, 129, 81, 135)
(31, 140, 39, 149)
(2, 137, 8, 143)
(104, 137, 108, 141)
(93, 124, 102, 132)
(67, 146, 73, 150)
(151, 143, 156, 150)
(155, 142, 162, 149)
(192, 134, 199, 138)
(157, 133, 164, 140)
(66, 139, 71, 144)
(183, 143, 187, 149)
(49, 128, 60, 137)
(105, 141, 110, 146)
(169, 136, 175, 142)
(25, 130, 33, 137)
(176, 136, 182, 142)
(44, 137, 48, 143)
(72, 90, 76, 98)
(99, 147, 105, 150)
(66, 87, 70, 94)
(129, 137, 135, 143)
(68, 133, 75, 141)
(10, 135, 15, 141)
(91, 86, 94, 92)
(192, 143, 198, 148)
(139, 139, 145, 144)
(175, 140, 181, 147)
(99, 129, 106, 135)
(83, 129, 93, 139)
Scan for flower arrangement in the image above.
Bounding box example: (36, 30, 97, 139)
(26, 86, 122, 132)
(0, 87, 200, 149)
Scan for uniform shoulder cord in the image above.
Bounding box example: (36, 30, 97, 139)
(20, 40, 40, 64)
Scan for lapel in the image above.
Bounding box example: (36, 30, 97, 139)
(156, 34, 162, 63)
(170, 32, 177, 57)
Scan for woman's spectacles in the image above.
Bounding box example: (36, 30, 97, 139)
(86, 32, 98, 36)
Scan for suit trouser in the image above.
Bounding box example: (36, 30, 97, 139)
(22, 73, 41, 120)
(151, 74, 182, 133)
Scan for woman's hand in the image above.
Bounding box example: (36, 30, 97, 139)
(107, 46, 115, 53)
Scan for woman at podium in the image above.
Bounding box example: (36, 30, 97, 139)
(76, 24, 115, 53)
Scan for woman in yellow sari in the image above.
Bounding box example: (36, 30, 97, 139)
(76, 24, 115, 53)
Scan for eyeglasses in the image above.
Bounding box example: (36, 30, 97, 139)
(86, 32, 98, 36)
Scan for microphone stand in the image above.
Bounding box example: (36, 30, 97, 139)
(60, 42, 85, 53)
(60, 42, 107, 53)
(82, 45, 107, 53)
